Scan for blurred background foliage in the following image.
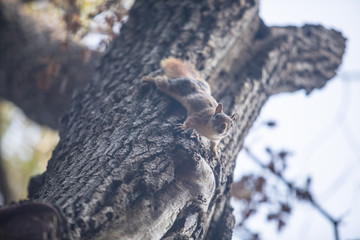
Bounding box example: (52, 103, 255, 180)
(0, 101, 59, 203)
(0, 0, 133, 204)
(19, 0, 133, 50)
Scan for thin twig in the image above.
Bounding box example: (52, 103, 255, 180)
(244, 147, 342, 240)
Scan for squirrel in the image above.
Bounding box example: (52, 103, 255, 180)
(142, 57, 237, 157)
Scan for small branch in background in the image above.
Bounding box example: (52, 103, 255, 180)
(244, 147, 342, 240)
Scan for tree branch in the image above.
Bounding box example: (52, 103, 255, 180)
(210, 23, 346, 100)
(244, 147, 342, 240)
(266, 25, 346, 95)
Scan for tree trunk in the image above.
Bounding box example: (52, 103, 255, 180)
(2, 0, 345, 239)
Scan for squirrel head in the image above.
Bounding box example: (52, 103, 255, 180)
(211, 103, 237, 137)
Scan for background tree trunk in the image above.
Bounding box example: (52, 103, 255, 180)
(0, 2, 99, 129)
(1, 0, 345, 239)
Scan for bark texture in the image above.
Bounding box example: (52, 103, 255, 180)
(0, 2, 99, 129)
(2, 0, 346, 239)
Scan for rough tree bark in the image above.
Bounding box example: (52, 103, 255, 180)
(0, 0, 345, 239)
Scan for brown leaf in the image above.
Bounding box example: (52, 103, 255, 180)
(231, 182, 252, 201)
(268, 162, 276, 173)
(296, 189, 313, 202)
(255, 177, 266, 192)
(278, 150, 288, 160)
(278, 219, 286, 231)
(281, 203, 291, 213)
(267, 213, 278, 221)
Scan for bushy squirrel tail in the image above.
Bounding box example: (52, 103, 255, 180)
(161, 57, 200, 80)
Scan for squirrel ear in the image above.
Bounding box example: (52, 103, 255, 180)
(215, 103, 223, 114)
(231, 113, 238, 121)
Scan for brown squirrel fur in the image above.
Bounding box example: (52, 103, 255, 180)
(142, 57, 237, 157)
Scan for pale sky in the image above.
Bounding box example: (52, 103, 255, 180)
(233, 1, 360, 240)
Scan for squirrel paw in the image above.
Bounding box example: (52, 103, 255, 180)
(212, 149, 219, 159)
(141, 76, 155, 83)
(175, 123, 190, 134)
(210, 142, 220, 159)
